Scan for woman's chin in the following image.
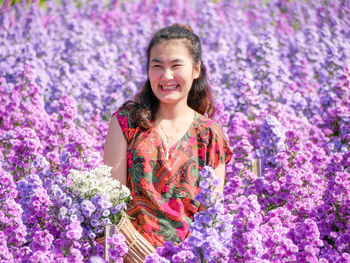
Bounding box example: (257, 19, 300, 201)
(156, 94, 184, 105)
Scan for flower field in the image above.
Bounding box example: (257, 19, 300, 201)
(0, 0, 349, 262)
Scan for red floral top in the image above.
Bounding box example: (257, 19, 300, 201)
(115, 106, 232, 247)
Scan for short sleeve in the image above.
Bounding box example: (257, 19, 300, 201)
(113, 106, 136, 143)
(206, 122, 233, 169)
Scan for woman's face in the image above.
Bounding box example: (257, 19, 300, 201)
(148, 39, 200, 107)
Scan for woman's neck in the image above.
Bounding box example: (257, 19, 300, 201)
(156, 102, 193, 122)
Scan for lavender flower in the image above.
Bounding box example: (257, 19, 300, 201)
(106, 233, 128, 261)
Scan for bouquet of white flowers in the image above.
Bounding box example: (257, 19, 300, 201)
(64, 164, 154, 262)
(65, 164, 131, 240)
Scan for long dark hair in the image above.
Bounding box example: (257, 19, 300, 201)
(123, 24, 215, 128)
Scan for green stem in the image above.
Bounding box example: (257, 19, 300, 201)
(88, 237, 95, 255)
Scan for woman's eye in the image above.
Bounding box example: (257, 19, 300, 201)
(152, 65, 161, 68)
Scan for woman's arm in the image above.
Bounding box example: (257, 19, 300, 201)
(198, 163, 225, 212)
(97, 116, 127, 246)
(103, 115, 127, 186)
(214, 162, 226, 194)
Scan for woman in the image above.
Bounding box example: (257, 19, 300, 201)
(104, 24, 232, 247)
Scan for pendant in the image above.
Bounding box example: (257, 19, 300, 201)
(165, 149, 169, 160)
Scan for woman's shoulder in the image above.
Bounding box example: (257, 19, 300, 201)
(112, 100, 139, 130)
(113, 100, 135, 117)
(194, 112, 233, 165)
(114, 100, 153, 130)
(195, 112, 223, 132)
(192, 112, 230, 144)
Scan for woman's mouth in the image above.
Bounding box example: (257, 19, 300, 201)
(160, 85, 179, 91)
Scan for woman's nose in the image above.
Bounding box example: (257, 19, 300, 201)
(161, 68, 174, 80)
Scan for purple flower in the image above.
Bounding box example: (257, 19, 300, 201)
(81, 199, 96, 218)
(106, 233, 128, 260)
(64, 220, 83, 239)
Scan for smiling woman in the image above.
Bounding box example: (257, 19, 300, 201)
(103, 24, 232, 255)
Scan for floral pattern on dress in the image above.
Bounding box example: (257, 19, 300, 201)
(115, 106, 232, 247)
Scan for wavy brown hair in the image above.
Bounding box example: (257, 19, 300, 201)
(123, 24, 215, 128)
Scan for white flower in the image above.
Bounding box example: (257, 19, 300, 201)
(67, 164, 131, 204)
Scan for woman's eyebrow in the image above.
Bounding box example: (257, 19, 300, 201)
(170, 59, 184, 63)
(150, 58, 184, 63)
(150, 58, 162, 63)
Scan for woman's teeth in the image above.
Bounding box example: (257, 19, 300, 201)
(161, 85, 178, 90)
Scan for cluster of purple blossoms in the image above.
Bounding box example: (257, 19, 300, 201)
(65, 221, 83, 241)
(54, 192, 115, 240)
(0, 66, 106, 261)
(258, 115, 286, 170)
(106, 233, 128, 262)
(0, 167, 27, 262)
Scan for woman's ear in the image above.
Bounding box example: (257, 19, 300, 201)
(193, 61, 201, 79)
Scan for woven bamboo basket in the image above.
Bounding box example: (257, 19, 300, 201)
(105, 212, 155, 263)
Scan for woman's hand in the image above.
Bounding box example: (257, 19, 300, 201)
(96, 236, 105, 246)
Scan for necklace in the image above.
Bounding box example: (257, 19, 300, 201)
(157, 112, 193, 160)
(158, 121, 181, 160)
